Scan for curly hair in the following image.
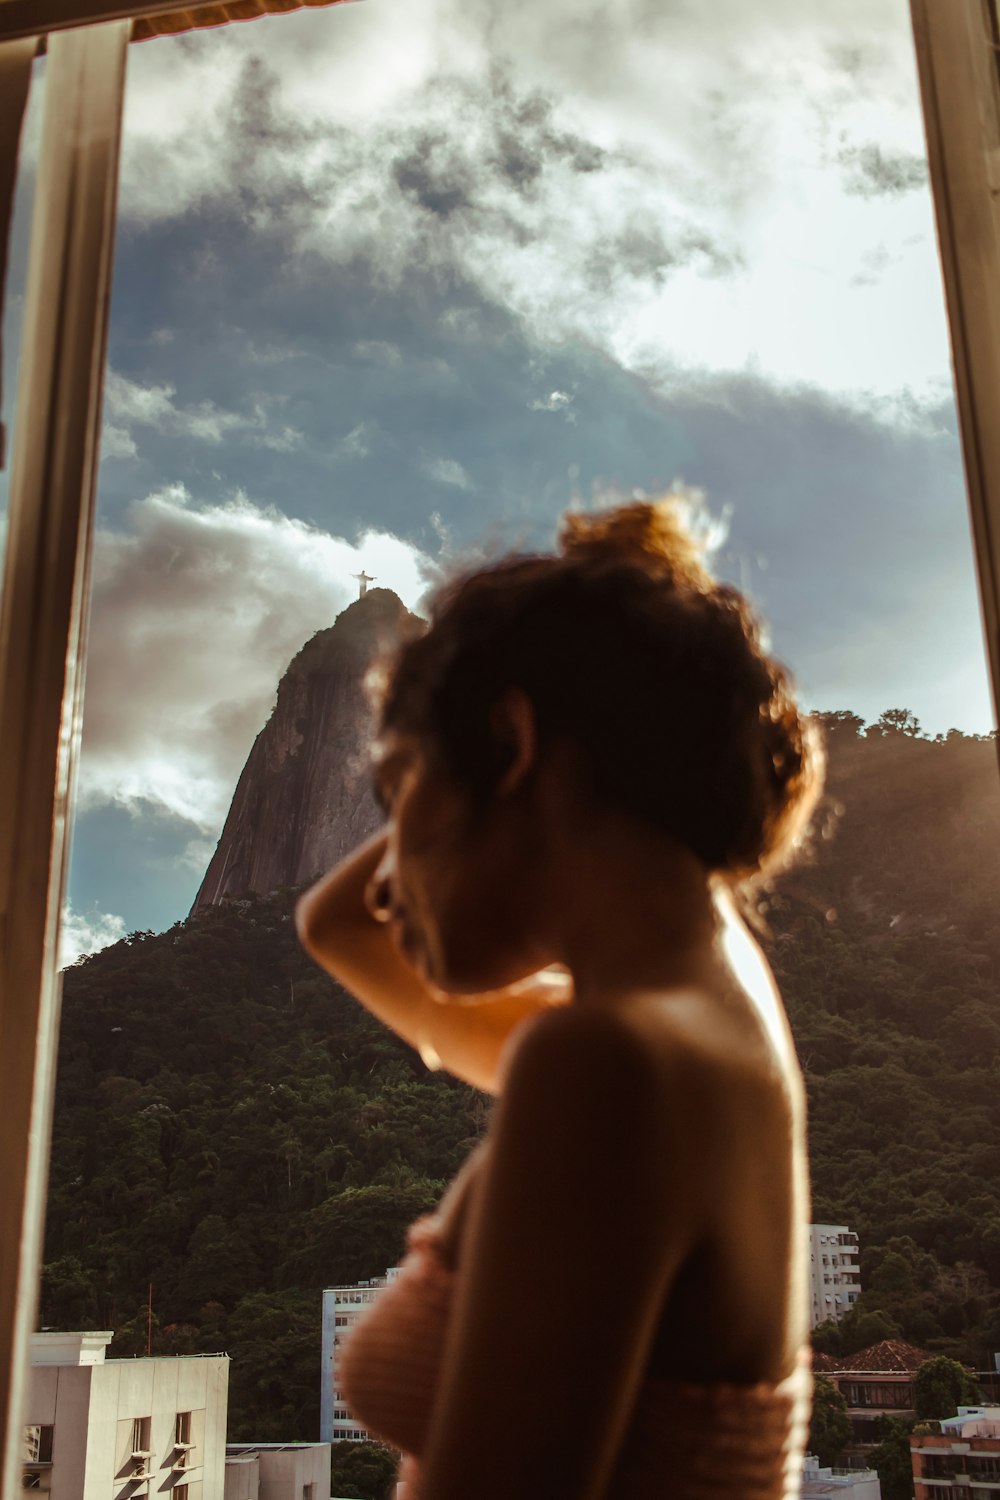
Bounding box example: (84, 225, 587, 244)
(378, 497, 823, 883)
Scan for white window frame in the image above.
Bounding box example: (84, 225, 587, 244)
(911, 0, 1000, 732)
(0, 22, 128, 1500)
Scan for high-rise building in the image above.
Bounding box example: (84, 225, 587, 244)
(21, 1330, 331, 1499)
(809, 1223, 861, 1328)
(22, 1331, 229, 1497)
(321, 1269, 400, 1443)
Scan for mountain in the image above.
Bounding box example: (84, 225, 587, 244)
(192, 588, 415, 912)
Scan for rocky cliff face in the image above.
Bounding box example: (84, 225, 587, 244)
(192, 589, 416, 910)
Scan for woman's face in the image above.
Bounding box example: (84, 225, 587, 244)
(368, 728, 549, 995)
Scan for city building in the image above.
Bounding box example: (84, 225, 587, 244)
(911, 1405, 1000, 1498)
(224, 1442, 331, 1500)
(321, 1269, 399, 1443)
(802, 1456, 881, 1498)
(22, 1330, 229, 1497)
(809, 1224, 861, 1329)
(814, 1339, 930, 1453)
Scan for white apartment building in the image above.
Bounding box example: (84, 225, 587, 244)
(224, 1442, 331, 1500)
(802, 1456, 881, 1498)
(809, 1224, 861, 1329)
(22, 1331, 229, 1499)
(320, 1270, 399, 1443)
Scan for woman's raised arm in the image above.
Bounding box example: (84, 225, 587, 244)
(296, 835, 568, 1094)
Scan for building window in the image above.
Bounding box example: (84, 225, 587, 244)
(22, 1427, 53, 1464)
(303, 1486, 315, 1500)
(131, 1416, 152, 1456)
(174, 1487, 188, 1500)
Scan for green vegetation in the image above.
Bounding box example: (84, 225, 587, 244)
(769, 717, 1000, 1365)
(45, 895, 486, 1445)
(808, 1376, 852, 1467)
(913, 1355, 980, 1420)
(329, 1441, 398, 1500)
(870, 1416, 916, 1500)
(43, 714, 1000, 1473)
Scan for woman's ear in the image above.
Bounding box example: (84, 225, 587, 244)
(490, 688, 537, 796)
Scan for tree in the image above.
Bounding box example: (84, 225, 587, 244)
(329, 1441, 398, 1500)
(808, 1377, 852, 1467)
(876, 708, 922, 738)
(913, 1356, 979, 1420)
(840, 1308, 900, 1356)
(871, 1415, 915, 1500)
(811, 1319, 843, 1358)
(814, 711, 865, 740)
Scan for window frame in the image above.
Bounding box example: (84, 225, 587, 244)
(1, 6, 1000, 1500)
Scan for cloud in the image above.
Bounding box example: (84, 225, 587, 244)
(101, 370, 298, 458)
(422, 456, 475, 491)
(112, 4, 944, 402)
(116, 47, 744, 362)
(59, 903, 127, 969)
(334, 423, 375, 461)
(78, 485, 433, 832)
(838, 142, 928, 198)
(530, 390, 573, 414)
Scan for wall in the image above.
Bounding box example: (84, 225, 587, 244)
(24, 1353, 229, 1499)
(224, 1454, 260, 1500)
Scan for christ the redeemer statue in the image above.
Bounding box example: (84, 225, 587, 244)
(353, 570, 376, 598)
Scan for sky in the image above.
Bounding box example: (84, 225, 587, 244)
(2, 0, 995, 958)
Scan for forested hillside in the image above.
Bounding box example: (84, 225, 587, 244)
(43, 714, 1000, 1445)
(770, 715, 1000, 1363)
(43, 895, 486, 1440)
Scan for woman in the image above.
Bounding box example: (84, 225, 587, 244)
(297, 498, 823, 1500)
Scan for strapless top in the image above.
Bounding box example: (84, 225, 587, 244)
(341, 1215, 812, 1499)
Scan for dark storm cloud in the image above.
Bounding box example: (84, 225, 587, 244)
(117, 55, 738, 322)
(585, 221, 739, 296)
(101, 143, 977, 738)
(838, 142, 928, 199)
(394, 142, 476, 221)
(97, 29, 985, 767)
(391, 74, 607, 219)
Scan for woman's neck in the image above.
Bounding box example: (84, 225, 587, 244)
(543, 812, 721, 1002)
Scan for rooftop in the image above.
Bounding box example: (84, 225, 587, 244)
(813, 1339, 930, 1374)
(227, 1443, 328, 1453)
(30, 1332, 112, 1366)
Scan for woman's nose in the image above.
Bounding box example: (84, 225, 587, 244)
(364, 868, 394, 923)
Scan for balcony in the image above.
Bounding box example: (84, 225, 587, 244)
(20, 1467, 52, 1494)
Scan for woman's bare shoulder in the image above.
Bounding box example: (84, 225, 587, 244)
(501, 999, 725, 1141)
(501, 988, 794, 1160)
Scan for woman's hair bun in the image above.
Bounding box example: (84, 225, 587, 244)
(559, 495, 715, 593)
(381, 492, 823, 885)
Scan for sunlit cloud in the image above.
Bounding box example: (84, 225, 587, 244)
(78, 485, 433, 832)
(59, 903, 127, 969)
